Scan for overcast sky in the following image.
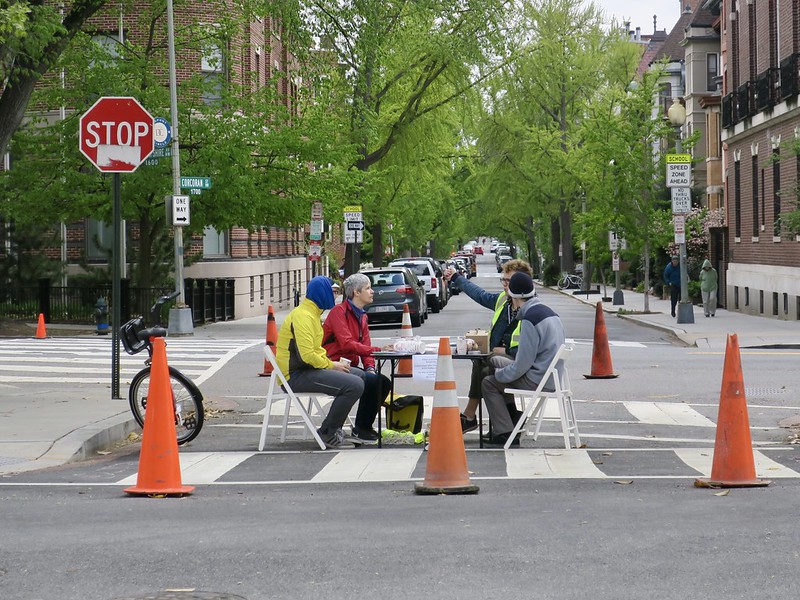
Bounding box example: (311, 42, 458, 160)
(592, 0, 682, 34)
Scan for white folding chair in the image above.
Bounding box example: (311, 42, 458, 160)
(259, 345, 329, 451)
(503, 344, 580, 450)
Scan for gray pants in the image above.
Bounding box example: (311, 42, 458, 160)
(481, 355, 544, 436)
(701, 289, 717, 316)
(287, 368, 365, 436)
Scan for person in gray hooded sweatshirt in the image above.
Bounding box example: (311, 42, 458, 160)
(480, 271, 566, 446)
(699, 259, 718, 317)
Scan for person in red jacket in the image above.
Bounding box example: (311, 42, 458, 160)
(323, 273, 392, 442)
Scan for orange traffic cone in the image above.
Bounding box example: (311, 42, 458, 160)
(415, 337, 479, 495)
(125, 337, 194, 496)
(396, 304, 414, 378)
(258, 305, 278, 377)
(584, 302, 618, 379)
(34, 313, 47, 339)
(695, 334, 770, 488)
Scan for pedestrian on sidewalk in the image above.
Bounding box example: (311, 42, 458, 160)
(444, 259, 532, 434)
(699, 259, 718, 317)
(323, 273, 393, 443)
(276, 276, 365, 448)
(663, 255, 681, 318)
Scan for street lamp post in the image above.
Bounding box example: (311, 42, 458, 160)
(667, 98, 694, 324)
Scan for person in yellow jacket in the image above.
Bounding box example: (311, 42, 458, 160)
(276, 276, 366, 448)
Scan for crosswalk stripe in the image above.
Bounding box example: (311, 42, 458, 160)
(311, 448, 422, 482)
(623, 402, 716, 427)
(674, 448, 800, 478)
(116, 451, 255, 485)
(504, 449, 605, 478)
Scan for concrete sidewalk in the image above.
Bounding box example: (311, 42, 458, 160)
(553, 282, 800, 350)
(3, 291, 800, 477)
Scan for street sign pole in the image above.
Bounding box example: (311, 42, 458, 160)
(666, 150, 694, 324)
(166, 0, 192, 334)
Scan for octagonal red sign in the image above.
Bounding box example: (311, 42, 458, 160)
(79, 97, 155, 173)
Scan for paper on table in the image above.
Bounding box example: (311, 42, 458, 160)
(412, 354, 438, 380)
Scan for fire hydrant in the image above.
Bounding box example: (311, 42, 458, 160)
(94, 296, 109, 335)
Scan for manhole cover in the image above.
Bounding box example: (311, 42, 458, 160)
(112, 592, 247, 600)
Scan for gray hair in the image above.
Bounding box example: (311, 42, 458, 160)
(343, 273, 370, 299)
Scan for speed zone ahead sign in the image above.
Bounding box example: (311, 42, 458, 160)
(79, 97, 155, 173)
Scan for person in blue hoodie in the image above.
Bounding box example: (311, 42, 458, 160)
(276, 276, 365, 448)
(663, 255, 681, 318)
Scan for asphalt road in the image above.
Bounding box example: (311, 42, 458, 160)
(2, 253, 800, 599)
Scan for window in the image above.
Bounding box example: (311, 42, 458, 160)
(202, 226, 227, 256)
(707, 53, 719, 92)
(201, 31, 226, 105)
(87, 219, 113, 259)
(773, 149, 781, 238)
(751, 155, 759, 237)
(734, 159, 741, 239)
(91, 32, 121, 68)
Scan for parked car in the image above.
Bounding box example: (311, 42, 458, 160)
(496, 254, 513, 272)
(454, 251, 477, 278)
(361, 267, 427, 327)
(388, 257, 446, 313)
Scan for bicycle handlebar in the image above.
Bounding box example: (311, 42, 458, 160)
(149, 291, 181, 327)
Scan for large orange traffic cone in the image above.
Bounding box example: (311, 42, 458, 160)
(34, 313, 47, 339)
(125, 337, 194, 496)
(583, 302, 618, 379)
(415, 337, 479, 495)
(695, 334, 770, 488)
(395, 304, 414, 378)
(258, 305, 278, 377)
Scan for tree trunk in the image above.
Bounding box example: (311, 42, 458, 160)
(371, 222, 383, 267)
(559, 204, 573, 273)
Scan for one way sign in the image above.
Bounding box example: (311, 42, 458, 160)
(172, 194, 190, 226)
(347, 221, 365, 231)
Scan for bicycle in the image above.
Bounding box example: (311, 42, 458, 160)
(120, 291, 204, 444)
(557, 272, 584, 291)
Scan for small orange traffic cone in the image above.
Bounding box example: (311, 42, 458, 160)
(258, 305, 278, 377)
(34, 313, 47, 339)
(415, 337, 479, 495)
(584, 302, 618, 379)
(695, 334, 770, 488)
(125, 337, 194, 497)
(396, 304, 414, 377)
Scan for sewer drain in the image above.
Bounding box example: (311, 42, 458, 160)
(745, 387, 789, 397)
(112, 592, 247, 600)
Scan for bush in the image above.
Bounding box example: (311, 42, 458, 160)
(541, 263, 560, 286)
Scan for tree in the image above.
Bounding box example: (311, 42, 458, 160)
(287, 0, 509, 271)
(0, 0, 112, 158)
(1, 1, 361, 287)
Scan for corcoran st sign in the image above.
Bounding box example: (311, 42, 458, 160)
(79, 97, 155, 173)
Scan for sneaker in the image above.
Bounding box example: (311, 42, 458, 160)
(321, 428, 354, 449)
(460, 413, 478, 433)
(350, 427, 379, 445)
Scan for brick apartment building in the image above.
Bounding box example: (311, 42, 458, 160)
(719, 0, 800, 319)
(4, 2, 328, 319)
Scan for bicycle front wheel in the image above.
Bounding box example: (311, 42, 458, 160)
(557, 275, 569, 290)
(129, 366, 205, 444)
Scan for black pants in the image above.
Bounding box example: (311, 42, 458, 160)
(351, 368, 390, 430)
(670, 284, 680, 316)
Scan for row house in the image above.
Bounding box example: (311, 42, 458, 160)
(718, 0, 800, 320)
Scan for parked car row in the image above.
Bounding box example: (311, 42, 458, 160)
(361, 256, 454, 327)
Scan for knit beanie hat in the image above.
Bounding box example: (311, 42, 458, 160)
(507, 272, 536, 299)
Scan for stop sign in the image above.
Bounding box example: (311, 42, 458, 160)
(79, 97, 155, 173)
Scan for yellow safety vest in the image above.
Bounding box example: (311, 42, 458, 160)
(491, 292, 520, 350)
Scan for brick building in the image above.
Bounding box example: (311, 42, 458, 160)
(719, 0, 800, 319)
(3, 2, 328, 319)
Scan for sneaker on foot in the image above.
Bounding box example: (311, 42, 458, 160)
(480, 431, 520, 447)
(460, 413, 478, 433)
(321, 428, 353, 449)
(350, 426, 379, 445)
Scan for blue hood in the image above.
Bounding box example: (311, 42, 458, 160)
(306, 276, 335, 310)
